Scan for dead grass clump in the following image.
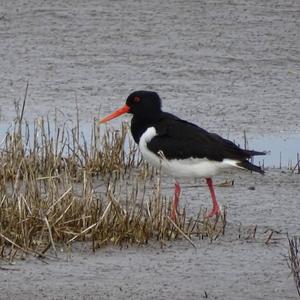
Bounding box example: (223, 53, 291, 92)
(0, 117, 138, 182)
(0, 115, 226, 260)
(287, 235, 300, 296)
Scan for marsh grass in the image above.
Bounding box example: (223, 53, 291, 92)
(287, 236, 300, 296)
(0, 112, 226, 261)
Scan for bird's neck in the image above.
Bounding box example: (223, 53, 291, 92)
(130, 114, 161, 144)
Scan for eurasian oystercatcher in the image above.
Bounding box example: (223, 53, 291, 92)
(99, 91, 265, 219)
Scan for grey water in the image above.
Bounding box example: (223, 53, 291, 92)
(244, 134, 300, 168)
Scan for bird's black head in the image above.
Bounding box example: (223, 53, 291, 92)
(99, 90, 162, 124)
(126, 91, 162, 118)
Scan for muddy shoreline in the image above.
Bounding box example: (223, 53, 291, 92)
(1, 170, 299, 300)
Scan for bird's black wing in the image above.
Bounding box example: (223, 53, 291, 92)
(147, 113, 264, 162)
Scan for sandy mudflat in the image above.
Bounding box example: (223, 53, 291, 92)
(0, 0, 300, 299)
(1, 170, 299, 300)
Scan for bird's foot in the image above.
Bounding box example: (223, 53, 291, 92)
(206, 206, 221, 218)
(170, 181, 181, 221)
(170, 209, 177, 221)
(170, 206, 181, 221)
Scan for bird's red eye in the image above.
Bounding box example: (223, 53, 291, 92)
(133, 96, 141, 103)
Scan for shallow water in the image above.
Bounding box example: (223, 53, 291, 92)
(249, 134, 300, 168)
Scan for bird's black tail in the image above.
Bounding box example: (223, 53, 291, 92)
(244, 150, 267, 157)
(237, 160, 265, 174)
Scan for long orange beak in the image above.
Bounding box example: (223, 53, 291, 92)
(99, 104, 130, 124)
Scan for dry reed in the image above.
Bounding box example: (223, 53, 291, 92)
(0, 110, 226, 260)
(287, 235, 300, 296)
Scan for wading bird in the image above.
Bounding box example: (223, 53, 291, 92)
(100, 91, 265, 219)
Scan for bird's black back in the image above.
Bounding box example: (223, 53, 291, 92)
(133, 111, 264, 163)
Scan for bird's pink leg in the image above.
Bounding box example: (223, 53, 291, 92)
(206, 178, 221, 217)
(171, 181, 181, 220)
